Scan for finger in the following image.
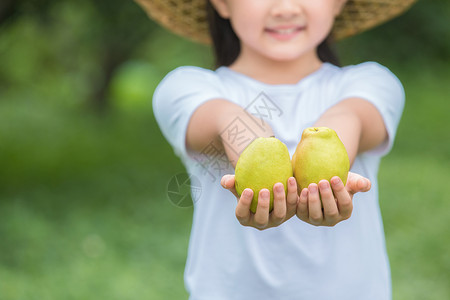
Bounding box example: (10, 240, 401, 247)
(270, 183, 286, 225)
(235, 188, 253, 225)
(286, 177, 299, 218)
(253, 189, 270, 229)
(318, 180, 339, 225)
(308, 183, 323, 225)
(345, 173, 371, 195)
(296, 188, 309, 222)
(220, 174, 239, 198)
(331, 176, 352, 219)
(358, 177, 371, 192)
(220, 174, 230, 189)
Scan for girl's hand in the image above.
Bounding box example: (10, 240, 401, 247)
(296, 172, 371, 227)
(221, 175, 299, 230)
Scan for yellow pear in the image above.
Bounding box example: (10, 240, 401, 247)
(235, 137, 293, 213)
(292, 127, 350, 191)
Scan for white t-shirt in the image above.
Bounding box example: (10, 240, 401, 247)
(153, 62, 404, 300)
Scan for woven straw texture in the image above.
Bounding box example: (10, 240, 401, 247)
(135, 0, 416, 44)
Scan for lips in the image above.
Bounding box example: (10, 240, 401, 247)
(266, 26, 304, 34)
(265, 25, 305, 40)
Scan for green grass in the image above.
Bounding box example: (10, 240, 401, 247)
(0, 59, 449, 299)
(0, 101, 192, 299)
(380, 155, 450, 300)
(379, 61, 450, 300)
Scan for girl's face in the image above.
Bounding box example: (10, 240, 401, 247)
(211, 0, 347, 64)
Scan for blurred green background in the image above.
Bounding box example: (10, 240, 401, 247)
(0, 0, 449, 299)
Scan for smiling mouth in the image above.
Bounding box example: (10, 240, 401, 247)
(266, 26, 305, 35)
(264, 26, 305, 41)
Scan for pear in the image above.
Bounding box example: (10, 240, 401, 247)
(292, 127, 350, 192)
(235, 137, 293, 213)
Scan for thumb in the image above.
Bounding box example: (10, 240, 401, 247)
(221, 174, 235, 189)
(221, 174, 240, 199)
(346, 173, 371, 195)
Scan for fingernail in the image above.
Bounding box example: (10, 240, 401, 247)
(289, 177, 295, 186)
(357, 179, 363, 188)
(331, 177, 340, 185)
(261, 189, 270, 198)
(319, 181, 329, 190)
(360, 179, 368, 189)
(244, 189, 252, 197)
(301, 188, 308, 197)
(276, 185, 283, 193)
(309, 184, 318, 193)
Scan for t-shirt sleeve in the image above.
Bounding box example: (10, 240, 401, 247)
(152, 66, 227, 159)
(337, 62, 405, 156)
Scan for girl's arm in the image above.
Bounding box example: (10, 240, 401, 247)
(186, 99, 274, 167)
(186, 99, 299, 230)
(314, 98, 387, 165)
(296, 98, 383, 226)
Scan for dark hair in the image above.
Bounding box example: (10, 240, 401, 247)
(206, 2, 240, 67)
(206, 2, 341, 68)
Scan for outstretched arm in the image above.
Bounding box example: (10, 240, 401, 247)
(315, 98, 387, 165)
(187, 100, 297, 229)
(186, 99, 274, 167)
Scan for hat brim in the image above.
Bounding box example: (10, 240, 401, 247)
(135, 0, 416, 44)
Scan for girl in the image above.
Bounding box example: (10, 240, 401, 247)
(136, 0, 416, 299)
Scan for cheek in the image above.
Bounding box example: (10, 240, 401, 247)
(230, 16, 261, 44)
(227, 3, 266, 41)
(309, 12, 336, 39)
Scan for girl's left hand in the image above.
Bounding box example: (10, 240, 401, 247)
(296, 172, 371, 227)
(221, 175, 299, 230)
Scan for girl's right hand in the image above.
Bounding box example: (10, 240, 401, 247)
(296, 172, 371, 227)
(221, 175, 299, 230)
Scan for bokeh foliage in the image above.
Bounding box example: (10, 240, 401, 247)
(0, 0, 449, 299)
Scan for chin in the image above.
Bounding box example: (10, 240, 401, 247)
(266, 52, 309, 63)
(262, 45, 315, 63)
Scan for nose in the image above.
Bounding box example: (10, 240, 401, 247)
(271, 0, 302, 19)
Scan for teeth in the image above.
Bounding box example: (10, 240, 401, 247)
(273, 28, 297, 34)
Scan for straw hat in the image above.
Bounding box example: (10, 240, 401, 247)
(135, 0, 416, 44)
